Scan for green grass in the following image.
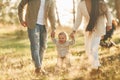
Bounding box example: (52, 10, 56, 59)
(0, 25, 120, 80)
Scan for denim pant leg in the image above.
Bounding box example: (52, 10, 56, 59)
(27, 26, 41, 68)
(39, 24, 47, 65)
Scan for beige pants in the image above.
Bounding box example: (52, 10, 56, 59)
(85, 32, 101, 69)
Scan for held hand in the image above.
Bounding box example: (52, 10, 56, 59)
(70, 34, 75, 39)
(106, 26, 112, 31)
(21, 21, 27, 27)
(51, 30, 55, 38)
(70, 31, 75, 39)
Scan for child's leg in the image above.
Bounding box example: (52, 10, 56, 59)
(56, 57, 60, 67)
(60, 57, 66, 69)
(55, 57, 62, 72)
(56, 56, 64, 68)
(65, 54, 71, 67)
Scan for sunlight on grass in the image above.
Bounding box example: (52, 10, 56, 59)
(0, 25, 120, 80)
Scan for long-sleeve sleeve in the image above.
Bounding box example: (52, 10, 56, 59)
(52, 38, 57, 44)
(73, 2, 83, 31)
(18, 0, 28, 23)
(105, 8, 112, 26)
(48, 0, 56, 31)
(100, 1, 112, 27)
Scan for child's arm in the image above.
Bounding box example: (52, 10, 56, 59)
(52, 38, 57, 44)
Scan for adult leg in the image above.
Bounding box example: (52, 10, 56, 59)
(90, 33, 101, 69)
(84, 32, 93, 66)
(39, 24, 47, 66)
(27, 25, 41, 69)
(85, 32, 101, 69)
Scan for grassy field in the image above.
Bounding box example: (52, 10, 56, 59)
(0, 25, 120, 80)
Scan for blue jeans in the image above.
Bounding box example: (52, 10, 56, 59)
(27, 24, 47, 68)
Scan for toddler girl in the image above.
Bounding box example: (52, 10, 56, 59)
(51, 32, 75, 69)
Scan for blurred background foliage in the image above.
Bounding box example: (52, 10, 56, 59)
(0, 0, 20, 24)
(0, 0, 119, 25)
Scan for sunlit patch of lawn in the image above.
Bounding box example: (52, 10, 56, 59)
(0, 25, 120, 80)
(0, 35, 29, 54)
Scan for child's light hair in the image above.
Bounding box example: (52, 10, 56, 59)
(58, 32, 69, 40)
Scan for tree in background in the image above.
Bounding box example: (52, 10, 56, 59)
(0, 0, 20, 24)
(0, 0, 119, 25)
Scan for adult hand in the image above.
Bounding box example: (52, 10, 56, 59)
(106, 26, 112, 31)
(70, 31, 76, 39)
(70, 34, 75, 39)
(51, 30, 55, 38)
(21, 21, 27, 27)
